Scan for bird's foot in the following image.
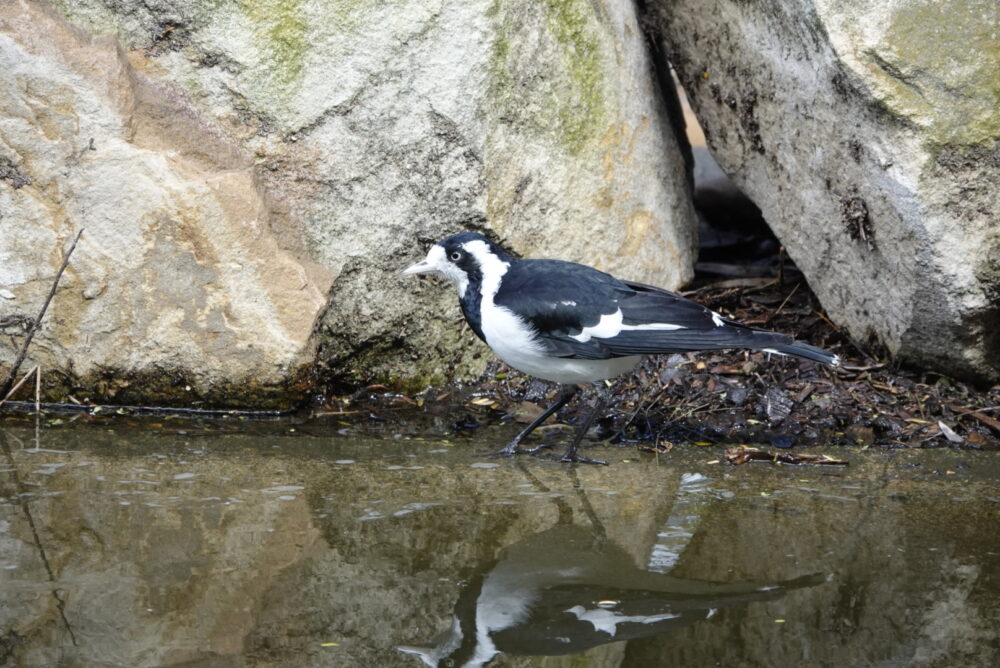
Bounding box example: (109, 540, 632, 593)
(558, 450, 608, 466)
(522, 442, 554, 455)
(488, 442, 522, 458)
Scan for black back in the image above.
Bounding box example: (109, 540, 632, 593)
(493, 259, 795, 359)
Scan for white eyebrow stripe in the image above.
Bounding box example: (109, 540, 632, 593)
(569, 310, 686, 343)
(462, 239, 510, 299)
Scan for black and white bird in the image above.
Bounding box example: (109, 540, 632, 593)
(402, 232, 839, 464)
(398, 522, 823, 667)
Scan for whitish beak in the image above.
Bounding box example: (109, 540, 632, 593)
(396, 646, 435, 666)
(400, 258, 434, 276)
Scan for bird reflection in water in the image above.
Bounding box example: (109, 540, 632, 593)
(399, 469, 825, 667)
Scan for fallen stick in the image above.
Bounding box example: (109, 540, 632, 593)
(0, 229, 83, 398)
(0, 398, 295, 418)
(0, 365, 39, 409)
(725, 445, 848, 466)
(967, 411, 1000, 436)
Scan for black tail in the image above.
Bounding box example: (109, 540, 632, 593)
(767, 342, 840, 366)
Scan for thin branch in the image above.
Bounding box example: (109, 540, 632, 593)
(772, 282, 801, 318)
(0, 229, 83, 398)
(0, 432, 79, 645)
(0, 365, 39, 409)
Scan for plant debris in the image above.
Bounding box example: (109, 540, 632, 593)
(308, 269, 1000, 456)
(442, 269, 1000, 453)
(725, 445, 848, 466)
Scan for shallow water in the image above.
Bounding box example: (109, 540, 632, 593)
(1, 418, 999, 667)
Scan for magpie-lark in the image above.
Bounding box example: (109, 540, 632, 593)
(398, 521, 823, 666)
(403, 232, 839, 464)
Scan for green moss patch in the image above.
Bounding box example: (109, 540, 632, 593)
(489, 0, 611, 155)
(874, 0, 999, 147)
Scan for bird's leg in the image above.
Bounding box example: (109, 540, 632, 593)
(559, 385, 610, 465)
(491, 384, 578, 457)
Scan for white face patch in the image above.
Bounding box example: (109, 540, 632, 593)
(569, 309, 686, 343)
(461, 239, 510, 300)
(404, 237, 511, 303)
(414, 244, 470, 297)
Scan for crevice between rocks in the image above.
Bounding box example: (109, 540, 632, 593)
(636, 0, 782, 284)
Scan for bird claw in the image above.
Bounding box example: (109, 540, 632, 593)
(486, 441, 550, 458)
(559, 452, 608, 466)
(487, 444, 519, 458)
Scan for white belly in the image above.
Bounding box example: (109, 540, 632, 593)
(481, 302, 642, 383)
(498, 352, 643, 384)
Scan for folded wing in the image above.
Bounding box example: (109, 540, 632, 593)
(494, 261, 807, 360)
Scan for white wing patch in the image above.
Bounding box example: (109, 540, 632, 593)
(569, 309, 686, 343)
(570, 310, 624, 342)
(565, 605, 680, 636)
(711, 311, 725, 327)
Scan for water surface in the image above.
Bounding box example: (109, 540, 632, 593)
(1, 419, 998, 666)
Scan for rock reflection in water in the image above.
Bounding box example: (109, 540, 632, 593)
(399, 522, 823, 667)
(1, 423, 999, 667)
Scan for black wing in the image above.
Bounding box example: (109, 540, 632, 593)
(494, 261, 795, 359)
(492, 259, 627, 359)
(606, 279, 795, 355)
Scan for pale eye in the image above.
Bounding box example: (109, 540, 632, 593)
(450, 251, 462, 261)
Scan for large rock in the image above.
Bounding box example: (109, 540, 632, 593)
(649, 0, 1000, 381)
(0, 1, 333, 406)
(20, 0, 697, 393)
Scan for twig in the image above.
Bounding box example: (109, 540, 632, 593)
(0, 229, 83, 398)
(618, 384, 667, 434)
(35, 365, 40, 413)
(772, 282, 800, 318)
(0, 399, 295, 418)
(0, 365, 39, 408)
(681, 277, 776, 295)
(965, 411, 1000, 435)
(0, 432, 79, 645)
(838, 363, 888, 372)
(813, 310, 876, 364)
(954, 405, 1000, 415)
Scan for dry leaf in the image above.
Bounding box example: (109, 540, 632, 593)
(937, 420, 964, 443)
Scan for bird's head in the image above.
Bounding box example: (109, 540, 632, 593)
(401, 232, 512, 298)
